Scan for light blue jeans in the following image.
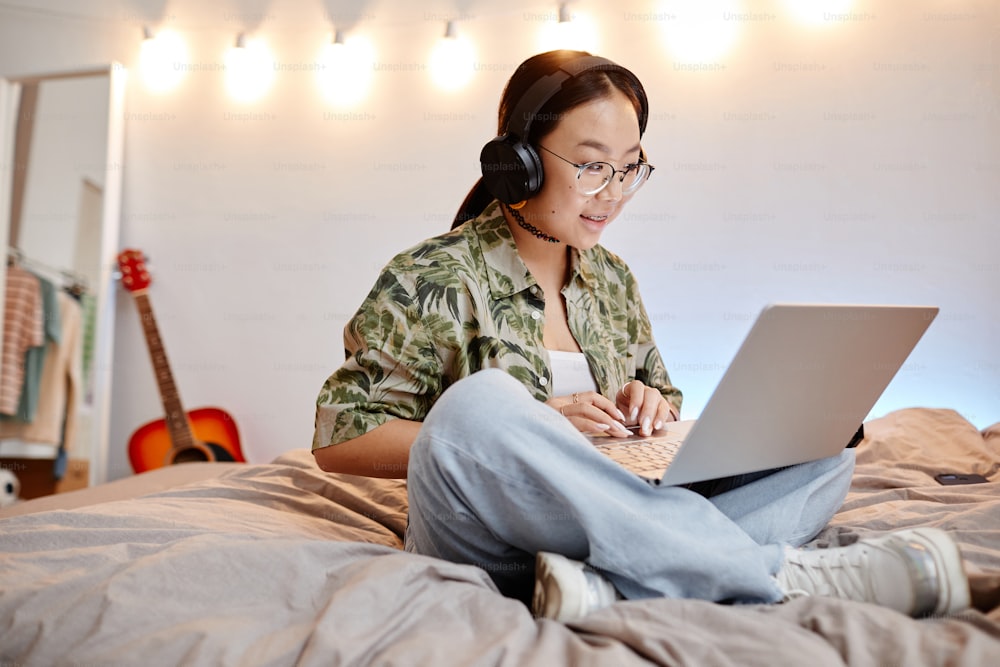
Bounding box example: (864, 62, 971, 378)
(405, 369, 855, 606)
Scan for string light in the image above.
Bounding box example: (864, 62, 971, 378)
(317, 28, 376, 107)
(429, 21, 475, 91)
(139, 26, 187, 93)
(126, 3, 866, 101)
(224, 33, 275, 102)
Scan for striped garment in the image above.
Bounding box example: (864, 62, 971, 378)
(1, 266, 44, 416)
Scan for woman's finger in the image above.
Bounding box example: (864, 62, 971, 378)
(566, 416, 630, 437)
(556, 391, 625, 421)
(618, 381, 677, 436)
(550, 393, 630, 436)
(618, 380, 642, 424)
(636, 385, 665, 435)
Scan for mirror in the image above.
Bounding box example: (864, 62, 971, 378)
(0, 65, 126, 489)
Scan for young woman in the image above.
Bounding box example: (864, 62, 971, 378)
(313, 50, 969, 621)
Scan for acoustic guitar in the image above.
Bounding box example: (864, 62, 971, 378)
(118, 249, 244, 473)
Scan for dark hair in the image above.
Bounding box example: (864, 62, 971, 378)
(497, 50, 647, 145)
(452, 50, 648, 229)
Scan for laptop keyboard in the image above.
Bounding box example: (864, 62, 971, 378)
(595, 437, 682, 476)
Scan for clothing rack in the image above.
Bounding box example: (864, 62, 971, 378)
(2, 245, 80, 473)
(6, 246, 89, 295)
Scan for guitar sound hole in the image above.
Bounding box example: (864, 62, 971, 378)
(206, 443, 237, 462)
(168, 442, 236, 466)
(172, 448, 210, 464)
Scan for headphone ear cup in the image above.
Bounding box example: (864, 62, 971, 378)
(480, 136, 544, 204)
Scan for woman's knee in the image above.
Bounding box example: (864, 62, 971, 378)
(421, 369, 535, 439)
(435, 369, 528, 413)
(413, 369, 577, 477)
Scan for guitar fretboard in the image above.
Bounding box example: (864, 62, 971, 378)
(132, 292, 197, 451)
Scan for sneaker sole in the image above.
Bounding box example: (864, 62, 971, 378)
(532, 552, 580, 621)
(905, 528, 971, 616)
(532, 552, 559, 619)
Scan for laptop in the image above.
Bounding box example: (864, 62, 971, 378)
(589, 303, 938, 486)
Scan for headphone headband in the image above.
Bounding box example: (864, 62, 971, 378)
(479, 54, 648, 205)
(504, 56, 625, 141)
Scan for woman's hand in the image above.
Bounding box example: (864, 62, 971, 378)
(616, 380, 679, 436)
(546, 391, 633, 437)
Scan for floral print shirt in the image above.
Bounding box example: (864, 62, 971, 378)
(313, 201, 682, 449)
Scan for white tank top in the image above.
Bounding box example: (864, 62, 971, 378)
(547, 349, 598, 397)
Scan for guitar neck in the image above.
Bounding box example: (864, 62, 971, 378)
(132, 291, 198, 451)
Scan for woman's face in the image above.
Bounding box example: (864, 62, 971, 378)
(521, 86, 643, 251)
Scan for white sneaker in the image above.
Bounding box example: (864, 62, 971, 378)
(776, 527, 971, 617)
(532, 552, 619, 622)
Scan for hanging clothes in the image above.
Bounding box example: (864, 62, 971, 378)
(0, 291, 83, 450)
(1, 265, 44, 416)
(9, 273, 61, 422)
(0, 291, 82, 449)
(79, 292, 96, 405)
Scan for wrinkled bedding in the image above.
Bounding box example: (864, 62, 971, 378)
(1, 407, 999, 666)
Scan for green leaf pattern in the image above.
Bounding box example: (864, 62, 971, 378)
(313, 201, 682, 449)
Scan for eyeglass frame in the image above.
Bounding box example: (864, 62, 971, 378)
(537, 144, 655, 195)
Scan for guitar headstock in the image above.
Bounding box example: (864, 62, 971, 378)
(118, 249, 152, 292)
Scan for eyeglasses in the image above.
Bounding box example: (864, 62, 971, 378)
(538, 145, 655, 196)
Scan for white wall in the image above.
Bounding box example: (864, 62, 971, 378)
(2, 0, 997, 481)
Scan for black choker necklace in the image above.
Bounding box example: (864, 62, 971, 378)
(506, 205, 561, 244)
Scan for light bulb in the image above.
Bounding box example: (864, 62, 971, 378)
(429, 21, 475, 91)
(660, 0, 741, 63)
(140, 27, 187, 93)
(538, 5, 599, 52)
(225, 34, 275, 102)
(318, 32, 376, 106)
(784, 0, 855, 26)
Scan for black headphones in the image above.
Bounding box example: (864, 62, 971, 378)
(479, 55, 648, 205)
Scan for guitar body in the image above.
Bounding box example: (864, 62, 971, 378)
(128, 407, 244, 474)
(119, 249, 246, 474)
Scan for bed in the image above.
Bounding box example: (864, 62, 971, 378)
(2, 407, 999, 666)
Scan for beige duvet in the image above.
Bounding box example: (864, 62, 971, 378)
(2, 407, 999, 666)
